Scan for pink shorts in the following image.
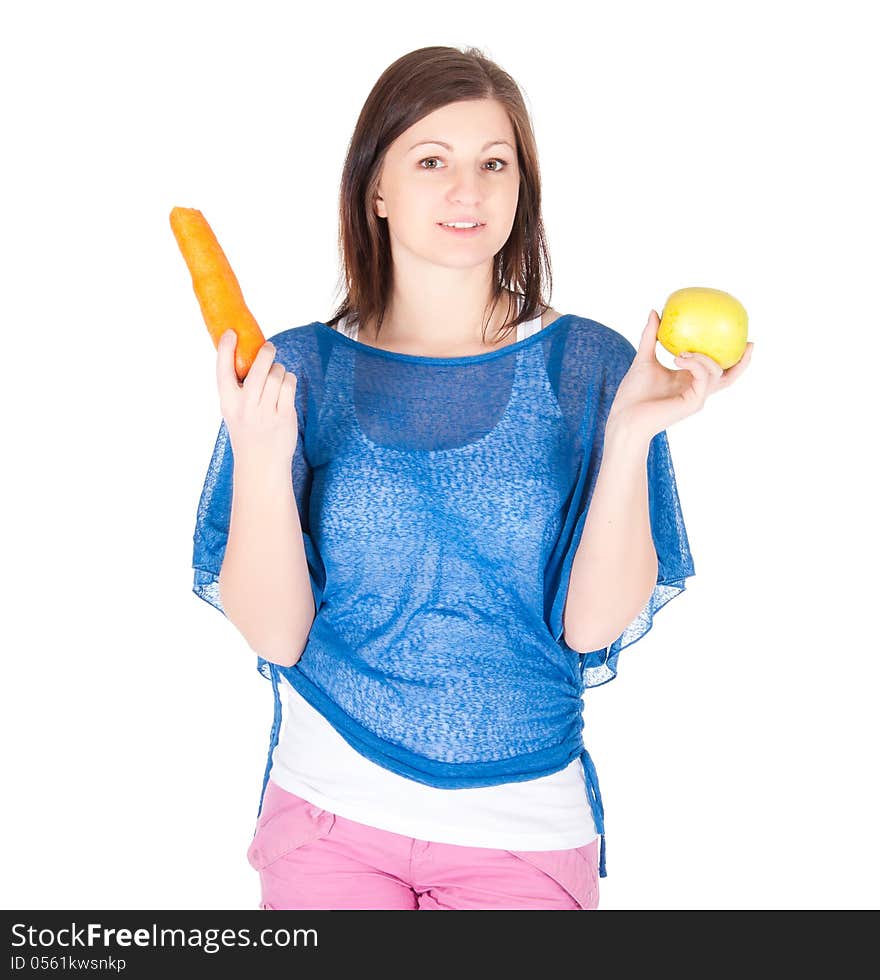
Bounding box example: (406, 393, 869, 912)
(247, 779, 600, 910)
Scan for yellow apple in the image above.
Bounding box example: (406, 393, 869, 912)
(658, 287, 749, 370)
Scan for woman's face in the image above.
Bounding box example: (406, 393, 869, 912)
(373, 98, 521, 271)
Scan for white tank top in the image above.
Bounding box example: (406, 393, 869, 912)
(268, 297, 597, 850)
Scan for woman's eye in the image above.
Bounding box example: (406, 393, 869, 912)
(418, 157, 508, 171)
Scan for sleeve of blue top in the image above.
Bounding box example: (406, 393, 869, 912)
(546, 332, 696, 687)
(190, 336, 326, 675)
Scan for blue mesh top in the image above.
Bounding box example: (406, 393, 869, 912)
(192, 311, 696, 877)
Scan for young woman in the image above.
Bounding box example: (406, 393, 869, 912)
(192, 45, 753, 911)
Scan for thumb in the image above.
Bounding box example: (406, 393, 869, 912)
(636, 309, 659, 361)
(216, 329, 240, 393)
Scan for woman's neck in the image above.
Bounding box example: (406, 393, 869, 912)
(358, 290, 520, 356)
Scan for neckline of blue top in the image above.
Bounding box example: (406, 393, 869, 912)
(314, 312, 574, 366)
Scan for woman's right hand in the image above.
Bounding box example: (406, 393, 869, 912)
(216, 329, 299, 464)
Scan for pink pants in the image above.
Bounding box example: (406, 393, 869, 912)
(247, 779, 600, 910)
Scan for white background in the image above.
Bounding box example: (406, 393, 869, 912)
(2, 0, 877, 912)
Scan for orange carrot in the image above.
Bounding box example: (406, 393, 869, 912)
(169, 206, 266, 381)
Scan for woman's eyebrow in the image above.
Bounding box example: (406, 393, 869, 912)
(408, 139, 514, 152)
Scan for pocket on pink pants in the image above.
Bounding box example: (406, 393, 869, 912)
(246, 781, 336, 871)
(505, 839, 600, 910)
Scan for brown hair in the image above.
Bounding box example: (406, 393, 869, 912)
(326, 45, 554, 344)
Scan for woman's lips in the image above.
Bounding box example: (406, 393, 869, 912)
(436, 222, 486, 237)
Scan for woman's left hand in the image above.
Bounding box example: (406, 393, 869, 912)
(606, 310, 754, 439)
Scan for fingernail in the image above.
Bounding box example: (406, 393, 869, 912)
(681, 351, 692, 357)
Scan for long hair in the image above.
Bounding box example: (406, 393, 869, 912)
(326, 45, 554, 344)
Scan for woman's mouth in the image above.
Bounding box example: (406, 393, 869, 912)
(437, 221, 486, 237)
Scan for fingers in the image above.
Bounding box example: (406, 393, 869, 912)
(217, 332, 297, 421)
(674, 350, 725, 385)
(242, 340, 279, 408)
(678, 343, 753, 388)
(277, 370, 298, 419)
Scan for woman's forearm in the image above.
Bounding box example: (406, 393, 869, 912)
(562, 422, 659, 653)
(218, 453, 316, 667)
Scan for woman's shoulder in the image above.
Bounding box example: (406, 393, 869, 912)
(561, 314, 638, 375)
(260, 322, 327, 375)
(264, 320, 337, 352)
